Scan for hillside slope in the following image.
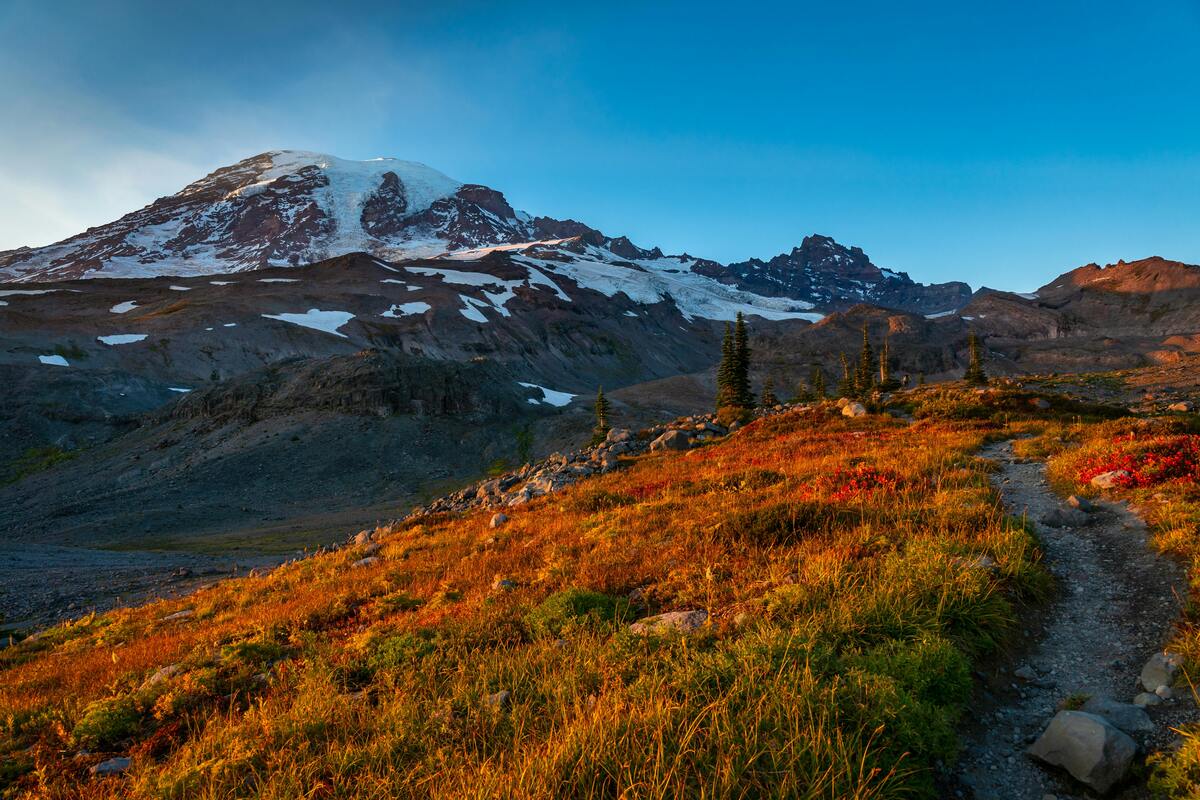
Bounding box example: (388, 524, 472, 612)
(0, 404, 1046, 798)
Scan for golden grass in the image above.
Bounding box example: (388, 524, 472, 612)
(1, 408, 1047, 799)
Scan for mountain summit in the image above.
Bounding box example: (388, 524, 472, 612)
(0, 150, 969, 315)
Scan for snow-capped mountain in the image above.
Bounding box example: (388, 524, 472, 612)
(0, 150, 969, 316)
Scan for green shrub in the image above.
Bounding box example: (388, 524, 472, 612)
(524, 588, 628, 638)
(367, 631, 435, 671)
(72, 696, 141, 748)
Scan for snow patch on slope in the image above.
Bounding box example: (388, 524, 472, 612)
(262, 309, 354, 337)
(518, 382, 576, 407)
(98, 333, 148, 345)
(382, 302, 431, 318)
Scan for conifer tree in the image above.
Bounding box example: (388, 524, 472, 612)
(760, 376, 778, 407)
(715, 323, 735, 410)
(732, 312, 753, 407)
(592, 386, 612, 444)
(878, 333, 892, 388)
(854, 323, 875, 396)
(810, 364, 826, 399)
(838, 353, 855, 397)
(792, 380, 812, 403)
(964, 332, 988, 385)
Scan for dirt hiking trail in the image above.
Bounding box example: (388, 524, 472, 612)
(956, 440, 1192, 799)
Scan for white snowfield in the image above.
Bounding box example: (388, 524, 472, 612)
(506, 246, 823, 322)
(110, 300, 138, 313)
(517, 382, 576, 407)
(38, 354, 69, 366)
(458, 295, 491, 323)
(413, 241, 822, 323)
(382, 302, 432, 318)
(261, 309, 355, 338)
(97, 333, 148, 345)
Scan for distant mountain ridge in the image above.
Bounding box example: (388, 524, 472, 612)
(0, 150, 969, 316)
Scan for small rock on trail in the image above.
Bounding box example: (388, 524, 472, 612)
(955, 440, 1187, 799)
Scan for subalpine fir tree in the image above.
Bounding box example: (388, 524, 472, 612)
(792, 380, 812, 403)
(715, 323, 736, 410)
(760, 376, 778, 407)
(837, 353, 855, 397)
(592, 386, 612, 445)
(964, 332, 988, 385)
(854, 323, 875, 396)
(732, 312, 753, 407)
(811, 364, 826, 398)
(878, 333, 899, 391)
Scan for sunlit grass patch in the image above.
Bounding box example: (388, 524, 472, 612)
(0, 408, 1048, 799)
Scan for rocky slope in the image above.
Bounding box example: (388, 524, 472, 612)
(695, 234, 972, 314)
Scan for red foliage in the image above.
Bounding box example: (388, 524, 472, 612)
(627, 480, 671, 500)
(1077, 435, 1200, 489)
(821, 464, 903, 501)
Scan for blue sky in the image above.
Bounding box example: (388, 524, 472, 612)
(1, 0, 1198, 291)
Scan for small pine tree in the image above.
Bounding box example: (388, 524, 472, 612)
(733, 312, 753, 407)
(837, 353, 855, 397)
(918, 373, 926, 386)
(760, 376, 778, 407)
(792, 380, 812, 403)
(810, 364, 826, 399)
(855, 323, 875, 397)
(964, 332, 988, 385)
(592, 386, 612, 444)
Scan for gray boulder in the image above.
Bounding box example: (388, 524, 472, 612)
(1067, 495, 1095, 512)
(630, 609, 708, 636)
(1027, 711, 1136, 794)
(1141, 652, 1184, 692)
(1168, 401, 1194, 413)
(1080, 696, 1154, 734)
(649, 430, 692, 452)
(484, 689, 511, 709)
(1091, 470, 1132, 489)
(841, 402, 868, 418)
(90, 756, 131, 776)
(1132, 692, 1162, 707)
(489, 512, 508, 529)
(606, 427, 632, 444)
(351, 556, 380, 569)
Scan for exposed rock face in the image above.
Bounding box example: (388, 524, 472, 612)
(694, 234, 972, 315)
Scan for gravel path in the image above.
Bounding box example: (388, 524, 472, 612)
(955, 440, 1190, 799)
